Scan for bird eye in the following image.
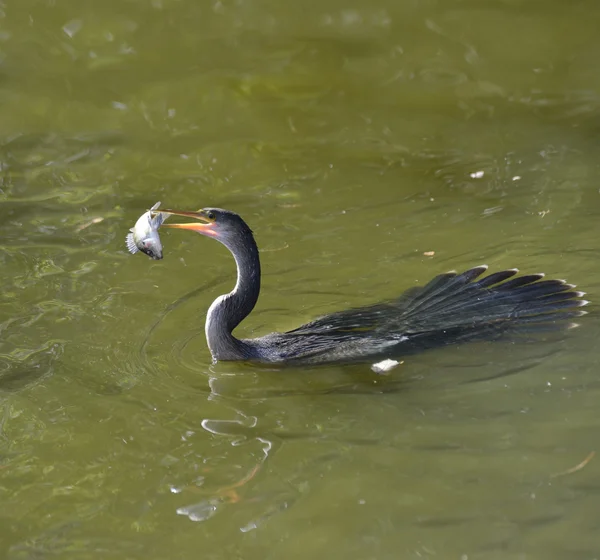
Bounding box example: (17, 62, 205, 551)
(206, 211, 216, 220)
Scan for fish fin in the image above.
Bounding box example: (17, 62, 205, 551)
(148, 202, 166, 226)
(153, 212, 169, 228)
(125, 233, 139, 254)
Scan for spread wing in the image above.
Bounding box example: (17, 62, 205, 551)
(269, 267, 585, 363)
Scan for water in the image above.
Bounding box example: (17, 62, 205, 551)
(2, 0, 600, 558)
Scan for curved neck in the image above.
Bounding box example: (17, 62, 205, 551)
(205, 230, 261, 361)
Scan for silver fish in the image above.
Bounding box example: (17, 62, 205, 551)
(125, 201, 169, 260)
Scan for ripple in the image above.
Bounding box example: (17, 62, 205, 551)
(0, 340, 64, 391)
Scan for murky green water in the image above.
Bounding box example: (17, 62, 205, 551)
(2, 0, 600, 558)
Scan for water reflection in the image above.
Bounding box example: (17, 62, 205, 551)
(174, 436, 272, 524)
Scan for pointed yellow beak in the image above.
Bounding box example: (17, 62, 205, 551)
(158, 209, 218, 237)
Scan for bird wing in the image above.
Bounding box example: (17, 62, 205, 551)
(285, 266, 583, 338)
(269, 266, 585, 364)
(285, 294, 419, 338)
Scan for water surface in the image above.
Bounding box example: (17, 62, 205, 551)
(2, 1, 600, 558)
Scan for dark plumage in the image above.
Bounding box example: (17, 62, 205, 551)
(160, 208, 588, 366)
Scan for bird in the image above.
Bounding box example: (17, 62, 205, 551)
(159, 207, 588, 366)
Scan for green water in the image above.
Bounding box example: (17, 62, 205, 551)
(2, 0, 600, 558)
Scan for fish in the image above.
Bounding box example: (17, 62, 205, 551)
(125, 201, 169, 260)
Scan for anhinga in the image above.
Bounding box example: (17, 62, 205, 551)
(159, 208, 587, 365)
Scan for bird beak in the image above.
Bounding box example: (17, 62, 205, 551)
(158, 209, 218, 237)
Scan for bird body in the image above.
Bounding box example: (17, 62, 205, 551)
(159, 208, 588, 366)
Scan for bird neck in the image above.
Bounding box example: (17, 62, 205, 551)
(205, 232, 261, 361)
